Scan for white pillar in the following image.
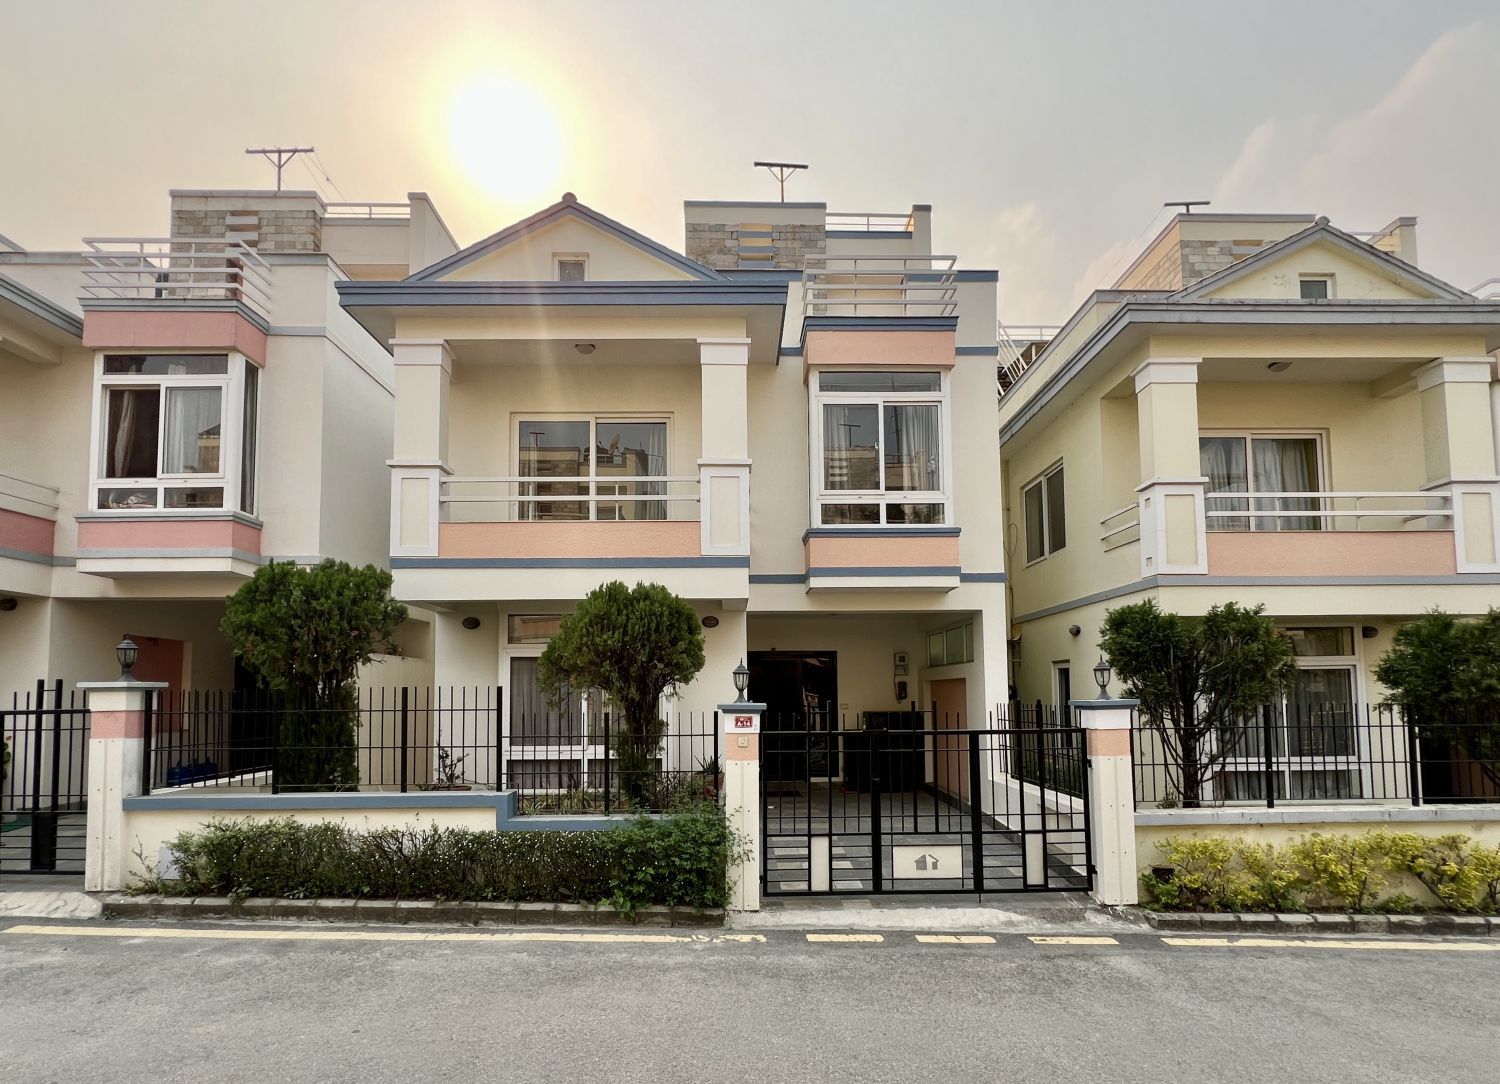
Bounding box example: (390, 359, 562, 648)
(1417, 357, 1500, 572)
(1074, 697, 1140, 906)
(719, 699, 765, 911)
(1134, 358, 1206, 575)
(699, 338, 752, 557)
(389, 339, 453, 559)
(80, 680, 167, 892)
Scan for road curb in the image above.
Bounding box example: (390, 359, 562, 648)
(1137, 909, 1495, 936)
(99, 894, 724, 928)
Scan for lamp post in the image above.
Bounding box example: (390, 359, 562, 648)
(1092, 655, 1112, 699)
(732, 659, 750, 704)
(115, 636, 140, 681)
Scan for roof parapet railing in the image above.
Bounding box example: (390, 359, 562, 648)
(323, 201, 412, 220)
(802, 253, 958, 318)
(826, 211, 917, 233)
(79, 237, 273, 319)
(996, 321, 1061, 397)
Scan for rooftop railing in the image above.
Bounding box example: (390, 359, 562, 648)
(80, 238, 273, 320)
(802, 254, 958, 318)
(826, 211, 917, 233)
(323, 201, 412, 220)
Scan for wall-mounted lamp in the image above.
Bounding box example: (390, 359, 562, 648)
(1067, 624, 1081, 637)
(1361, 625, 1379, 639)
(574, 343, 596, 356)
(116, 636, 140, 681)
(0, 597, 16, 612)
(461, 616, 482, 630)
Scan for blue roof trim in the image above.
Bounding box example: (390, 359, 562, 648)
(808, 565, 961, 577)
(828, 230, 913, 241)
(392, 556, 750, 569)
(409, 196, 726, 282)
(750, 573, 807, 584)
(0, 270, 84, 338)
(909, 270, 998, 283)
(803, 527, 960, 541)
(956, 346, 1000, 356)
(337, 281, 787, 308)
(959, 572, 1006, 583)
(721, 268, 801, 283)
(803, 316, 958, 332)
(777, 345, 803, 358)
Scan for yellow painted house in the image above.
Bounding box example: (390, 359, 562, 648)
(999, 213, 1500, 791)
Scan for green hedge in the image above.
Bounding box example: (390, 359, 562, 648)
(1143, 831, 1500, 914)
(139, 811, 739, 914)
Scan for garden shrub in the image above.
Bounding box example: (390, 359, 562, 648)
(1143, 830, 1500, 914)
(141, 810, 738, 913)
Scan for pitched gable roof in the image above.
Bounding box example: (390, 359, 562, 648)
(408, 193, 725, 282)
(1169, 218, 1473, 303)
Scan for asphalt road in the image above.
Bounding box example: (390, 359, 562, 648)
(1, 919, 1496, 1083)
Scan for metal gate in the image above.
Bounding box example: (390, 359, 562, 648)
(1, 681, 90, 876)
(762, 721, 1091, 896)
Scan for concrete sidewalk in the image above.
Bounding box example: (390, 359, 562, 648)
(0, 875, 102, 920)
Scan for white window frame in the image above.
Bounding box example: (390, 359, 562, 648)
(1022, 460, 1066, 564)
(1298, 274, 1334, 300)
(511, 413, 674, 522)
(554, 253, 589, 281)
(88, 351, 260, 516)
(1213, 625, 1367, 803)
(1199, 429, 1328, 533)
(809, 368, 952, 527)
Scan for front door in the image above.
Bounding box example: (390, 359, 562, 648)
(749, 651, 837, 783)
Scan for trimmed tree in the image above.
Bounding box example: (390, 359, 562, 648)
(1375, 609, 1500, 787)
(537, 581, 706, 805)
(1100, 599, 1296, 807)
(221, 560, 407, 790)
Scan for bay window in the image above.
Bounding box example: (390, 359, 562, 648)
(92, 353, 259, 513)
(516, 417, 669, 521)
(814, 370, 948, 526)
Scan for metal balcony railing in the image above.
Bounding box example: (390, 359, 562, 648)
(802, 254, 958, 319)
(826, 211, 917, 233)
(1203, 491, 1453, 532)
(80, 238, 273, 320)
(440, 475, 701, 522)
(323, 201, 412, 220)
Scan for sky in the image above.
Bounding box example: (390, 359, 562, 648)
(2, 0, 1496, 324)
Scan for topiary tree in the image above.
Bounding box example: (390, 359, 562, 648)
(1375, 609, 1500, 791)
(537, 581, 705, 805)
(221, 559, 407, 790)
(1100, 599, 1296, 807)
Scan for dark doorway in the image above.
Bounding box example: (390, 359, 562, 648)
(750, 651, 838, 782)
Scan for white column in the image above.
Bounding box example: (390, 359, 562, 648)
(1074, 697, 1140, 906)
(79, 680, 168, 892)
(1134, 358, 1206, 576)
(698, 338, 752, 557)
(389, 340, 452, 559)
(719, 699, 765, 911)
(1417, 357, 1500, 572)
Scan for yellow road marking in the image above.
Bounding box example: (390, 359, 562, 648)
(916, 934, 996, 945)
(1162, 936, 1500, 953)
(805, 933, 885, 943)
(1, 924, 755, 946)
(1028, 935, 1120, 945)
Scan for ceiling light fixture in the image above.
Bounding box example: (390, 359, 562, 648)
(1267, 361, 1293, 373)
(574, 343, 596, 356)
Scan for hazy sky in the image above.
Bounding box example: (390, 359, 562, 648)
(2, 1, 1496, 323)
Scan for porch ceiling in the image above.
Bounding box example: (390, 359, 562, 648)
(450, 336, 702, 368)
(1197, 356, 1424, 383)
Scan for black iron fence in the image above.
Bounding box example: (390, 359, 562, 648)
(1132, 702, 1500, 808)
(2, 680, 90, 875)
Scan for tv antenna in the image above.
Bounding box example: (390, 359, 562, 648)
(1164, 200, 1211, 214)
(754, 161, 809, 202)
(246, 147, 316, 192)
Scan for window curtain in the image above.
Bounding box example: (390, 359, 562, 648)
(1251, 438, 1318, 532)
(1199, 437, 1248, 531)
(883, 404, 940, 492)
(162, 387, 222, 474)
(510, 657, 581, 745)
(823, 404, 877, 490)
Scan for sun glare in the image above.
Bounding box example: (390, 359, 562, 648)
(448, 74, 563, 204)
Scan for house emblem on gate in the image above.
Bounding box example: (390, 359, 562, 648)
(892, 844, 964, 880)
(913, 852, 940, 872)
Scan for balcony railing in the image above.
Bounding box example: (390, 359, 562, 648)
(1099, 504, 1141, 551)
(826, 211, 917, 233)
(997, 322, 1060, 395)
(441, 475, 701, 522)
(80, 238, 273, 320)
(323, 201, 411, 220)
(1204, 490, 1452, 532)
(802, 254, 958, 318)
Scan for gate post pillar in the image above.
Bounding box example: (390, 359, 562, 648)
(1074, 697, 1140, 907)
(719, 699, 765, 912)
(79, 680, 166, 892)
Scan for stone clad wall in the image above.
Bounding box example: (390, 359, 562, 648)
(170, 196, 323, 253)
(686, 221, 826, 270)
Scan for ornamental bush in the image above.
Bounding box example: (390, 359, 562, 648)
(137, 810, 738, 913)
(1143, 831, 1500, 914)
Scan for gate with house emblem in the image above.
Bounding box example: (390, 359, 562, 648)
(760, 712, 1091, 896)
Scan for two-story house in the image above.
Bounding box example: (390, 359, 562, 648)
(0, 190, 458, 695)
(999, 212, 1500, 802)
(336, 194, 1007, 789)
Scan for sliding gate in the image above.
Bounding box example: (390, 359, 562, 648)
(761, 724, 1091, 896)
(1, 681, 90, 876)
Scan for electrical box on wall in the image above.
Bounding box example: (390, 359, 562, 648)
(893, 651, 909, 676)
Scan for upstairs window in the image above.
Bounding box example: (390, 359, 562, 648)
(1023, 463, 1066, 562)
(517, 416, 668, 521)
(814, 370, 948, 526)
(555, 255, 588, 281)
(93, 353, 259, 514)
(1200, 432, 1323, 532)
(1299, 275, 1332, 299)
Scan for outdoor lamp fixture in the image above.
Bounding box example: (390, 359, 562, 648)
(732, 659, 750, 703)
(116, 636, 140, 681)
(1266, 360, 1293, 373)
(1093, 655, 1112, 699)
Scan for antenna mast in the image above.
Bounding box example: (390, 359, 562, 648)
(245, 146, 315, 192)
(754, 161, 809, 203)
(1164, 200, 1211, 214)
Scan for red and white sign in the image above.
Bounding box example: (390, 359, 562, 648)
(725, 713, 761, 734)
